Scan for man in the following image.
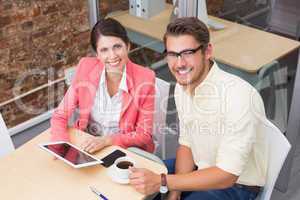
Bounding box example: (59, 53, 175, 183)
(129, 17, 267, 200)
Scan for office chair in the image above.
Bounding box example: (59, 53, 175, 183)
(236, 0, 275, 31)
(256, 60, 283, 120)
(256, 119, 291, 200)
(0, 113, 15, 158)
(215, 0, 238, 21)
(64, 66, 79, 126)
(128, 78, 173, 164)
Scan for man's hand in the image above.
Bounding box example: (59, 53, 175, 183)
(167, 191, 181, 200)
(80, 136, 112, 153)
(129, 167, 161, 195)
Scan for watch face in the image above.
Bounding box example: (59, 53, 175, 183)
(160, 186, 168, 194)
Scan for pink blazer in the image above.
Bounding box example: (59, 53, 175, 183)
(50, 57, 156, 152)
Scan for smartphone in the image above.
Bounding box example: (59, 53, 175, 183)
(101, 149, 126, 168)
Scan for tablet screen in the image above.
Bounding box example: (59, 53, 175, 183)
(42, 142, 100, 167)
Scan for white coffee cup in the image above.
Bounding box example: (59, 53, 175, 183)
(112, 156, 135, 180)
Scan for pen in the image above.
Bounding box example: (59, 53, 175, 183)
(90, 186, 109, 200)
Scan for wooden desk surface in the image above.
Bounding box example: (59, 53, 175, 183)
(111, 5, 300, 73)
(0, 129, 167, 200)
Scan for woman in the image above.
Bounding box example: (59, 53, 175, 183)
(50, 18, 155, 153)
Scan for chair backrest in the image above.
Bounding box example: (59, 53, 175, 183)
(153, 78, 170, 159)
(0, 113, 15, 158)
(64, 66, 80, 126)
(64, 66, 76, 86)
(258, 119, 291, 200)
(255, 61, 282, 120)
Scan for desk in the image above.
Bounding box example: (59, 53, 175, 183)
(111, 4, 300, 73)
(0, 128, 167, 200)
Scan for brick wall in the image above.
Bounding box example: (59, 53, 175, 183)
(0, 0, 225, 128)
(0, 0, 91, 127)
(99, 0, 129, 18)
(207, 0, 224, 15)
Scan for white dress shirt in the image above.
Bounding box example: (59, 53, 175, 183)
(89, 67, 128, 136)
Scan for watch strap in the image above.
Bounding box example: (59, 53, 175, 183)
(161, 173, 167, 186)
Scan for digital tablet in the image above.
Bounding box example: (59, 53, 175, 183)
(39, 141, 103, 168)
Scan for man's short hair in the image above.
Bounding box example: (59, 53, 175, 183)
(163, 17, 210, 51)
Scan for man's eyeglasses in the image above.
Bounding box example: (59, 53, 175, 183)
(164, 44, 205, 62)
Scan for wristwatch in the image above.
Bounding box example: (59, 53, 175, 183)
(159, 173, 169, 194)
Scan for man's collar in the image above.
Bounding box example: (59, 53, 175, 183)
(193, 60, 219, 94)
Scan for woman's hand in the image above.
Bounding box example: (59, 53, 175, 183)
(80, 135, 112, 153)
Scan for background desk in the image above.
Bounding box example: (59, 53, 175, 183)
(111, 5, 300, 73)
(0, 128, 167, 200)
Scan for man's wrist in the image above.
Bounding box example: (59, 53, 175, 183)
(169, 190, 181, 197)
(160, 173, 169, 193)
